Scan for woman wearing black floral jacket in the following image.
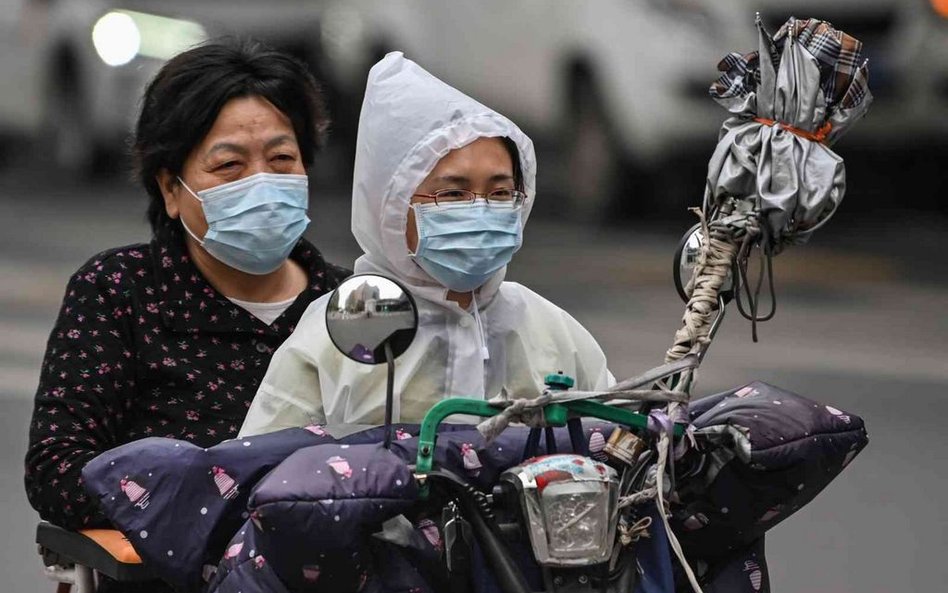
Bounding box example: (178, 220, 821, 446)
(25, 40, 350, 530)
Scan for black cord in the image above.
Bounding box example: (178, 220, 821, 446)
(761, 247, 778, 321)
(734, 236, 755, 328)
(750, 244, 764, 342)
(733, 225, 778, 342)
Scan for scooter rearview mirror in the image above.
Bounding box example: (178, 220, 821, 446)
(326, 274, 419, 449)
(673, 223, 735, 304)
(326, 274, 419, 364)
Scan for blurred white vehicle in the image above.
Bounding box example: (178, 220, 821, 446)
(320, 0, 737, 217)
(319, 0, 948, 218)
(0, 0, 330, 175)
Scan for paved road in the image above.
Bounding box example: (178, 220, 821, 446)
(1, 175, 946, 592)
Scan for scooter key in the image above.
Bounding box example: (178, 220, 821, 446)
(442, 502, 473, 574)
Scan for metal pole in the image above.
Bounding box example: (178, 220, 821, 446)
(384, 340, 395, 449)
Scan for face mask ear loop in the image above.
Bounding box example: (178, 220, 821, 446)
(471, 293, 490, 361)
(176, 177, 207, 246)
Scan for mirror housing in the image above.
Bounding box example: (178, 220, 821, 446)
(326, 274, 419, 364)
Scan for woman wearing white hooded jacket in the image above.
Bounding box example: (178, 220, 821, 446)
(239, 53, 614, 436)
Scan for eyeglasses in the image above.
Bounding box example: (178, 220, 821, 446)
(412, 188, 527, 209)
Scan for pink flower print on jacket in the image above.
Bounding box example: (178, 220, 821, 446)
(460, 443, 482, 476)
(304, 424, 326, 436)
(253, 555, 266, 570)
(327, 455, 353, 479)
(302, 564, 321, 583)
(120, 477, 151, 509)
(395, 428, 413, 441)
(211, 466, 239, 499)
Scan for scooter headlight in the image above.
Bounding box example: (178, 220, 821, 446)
(502, 454, 618, 566)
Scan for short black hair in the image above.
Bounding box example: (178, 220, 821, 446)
(501, 137, 525, 193)
(134, 38, 330, 237)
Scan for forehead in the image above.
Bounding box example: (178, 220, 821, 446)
(197, 95, 297, 149)
(427, 137, 512, 177)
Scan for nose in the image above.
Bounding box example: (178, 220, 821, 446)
(246, 159, 277, 176)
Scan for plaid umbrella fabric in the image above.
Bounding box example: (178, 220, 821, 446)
(772, 18, 870, 113)
(703, 16, 872, 247)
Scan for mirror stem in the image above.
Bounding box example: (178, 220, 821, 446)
(384, 340, 395, 449)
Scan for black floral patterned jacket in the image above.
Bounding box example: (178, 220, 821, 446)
(25, 234, 350, 529)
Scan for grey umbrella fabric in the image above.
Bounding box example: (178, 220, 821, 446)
(704, 16, 872, 249)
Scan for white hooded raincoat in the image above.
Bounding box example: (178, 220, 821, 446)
(240, 53, 613, 436)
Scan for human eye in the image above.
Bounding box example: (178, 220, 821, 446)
(435, 189, 472, 202)
(214, 160, 241, 172)
(269, 153, 297, 171)
(271, 151, 298, 163)
(489, 188, 515, 201)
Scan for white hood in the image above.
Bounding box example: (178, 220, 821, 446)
(351, 52, 537, 307)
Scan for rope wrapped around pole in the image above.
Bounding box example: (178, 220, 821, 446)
(654, 204, 758, 593)
(665, 207, 742, 366)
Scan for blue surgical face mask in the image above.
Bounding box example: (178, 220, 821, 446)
(178, 172, 310, 275)
(411, 201, 523, 292)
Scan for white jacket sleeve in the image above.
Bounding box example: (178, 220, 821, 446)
(238, 305, 327, 437)
(559, 308, 616, 391)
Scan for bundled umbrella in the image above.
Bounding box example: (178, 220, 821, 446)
(652, 18, 874, 592)
(664, 15, 873, 362)
(704, 15, 872, 249)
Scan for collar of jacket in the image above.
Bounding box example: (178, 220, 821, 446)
(151, 232, 338, 335)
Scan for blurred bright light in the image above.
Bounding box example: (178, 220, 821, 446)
(92, 12, 141, 67)
(92, 10, 207, 67)
(126, 11, 207, 61)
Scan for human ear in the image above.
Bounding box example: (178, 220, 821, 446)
(156, 169, 181, 220)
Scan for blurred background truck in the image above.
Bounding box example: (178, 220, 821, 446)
(1, 0, 946, 219)
(319, 0, 948, 219)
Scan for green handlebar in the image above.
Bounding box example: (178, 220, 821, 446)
(415, 399, 498, 475)
(414, 397, 683, 481)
